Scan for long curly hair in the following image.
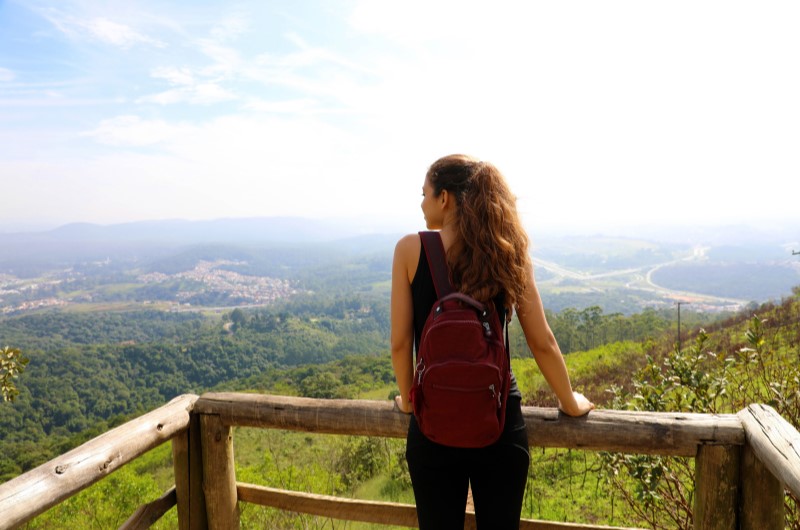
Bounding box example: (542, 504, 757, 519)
(427, 154, 532, 312)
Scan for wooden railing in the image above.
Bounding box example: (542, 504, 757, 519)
(0, 393, 198, 529)
(1, 392, 799, 530)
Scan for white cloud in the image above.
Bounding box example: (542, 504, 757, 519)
(242, 45, 376, 118)
(197, 39, 243, 78)
(61, 110, 425, 222)
(340, 1, 800, 225)
(243, 98, 320, 114)
(37, 7, 164, 49)
(0, 67, 15, 82)
(137, 83, 236, 105)
(192, 83, 236, 104)
(81, 17, 164, 48)
(82, 115, 183, 146)
(136, 29, 246, 106)
(349, 0, 498, 46)
(136, 90, 185, 106)
(151, 67, 195, 86)
(210, 13, 250, 42)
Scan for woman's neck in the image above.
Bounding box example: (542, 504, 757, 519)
(438, 219, 458, 251)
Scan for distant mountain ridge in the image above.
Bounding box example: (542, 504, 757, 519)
(0, 217, 404, 276)
(41, 217, 369, 244)
(4, 217, 797, 247)
(0, 217, 797, 308)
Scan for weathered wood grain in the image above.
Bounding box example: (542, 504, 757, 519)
(172, 412, 207, 530)
(4, 391, 798, 530)
(199, 414, 238, 530)
(119, 486, 177, 530)
(195, 392, 744, 456)
(237, 483, 645, 530)
(694, 444, 740, 530)
(738, 404, 800, 498)
(0, 393, 197, 530)
(740, 443, 784, 530)
(172, 427, 190, 530)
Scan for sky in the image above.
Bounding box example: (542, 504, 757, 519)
(1, 0, 799, 236)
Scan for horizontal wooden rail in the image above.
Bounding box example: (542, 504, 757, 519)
(238, 483, 418, 527)
(195, 392, 410, 438)
(739, 403, 800, 498)
(527, 407, 744, 456)
(4, 391, 798, 530)
(119, 486, 177, 530)
(0, 393, 198, 529)
(237, 483, 645, 530)
(195, 392, 744, 456)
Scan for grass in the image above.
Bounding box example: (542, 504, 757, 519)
(523, 448, 644, 526)
(97, 283, 141, 295)
(61, 301, 159, 313)
(23, 335, 651, 529)
(513, 340, 645, 407)
(354, 384, 394, 400)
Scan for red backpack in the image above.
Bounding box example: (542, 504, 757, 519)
(409, 231, 511, 448)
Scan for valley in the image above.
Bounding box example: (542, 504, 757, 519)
(2, 219, 798, 317)
(535, 244, 750, 313)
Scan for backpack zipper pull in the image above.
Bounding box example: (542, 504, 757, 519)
(490, 384, 500, 407)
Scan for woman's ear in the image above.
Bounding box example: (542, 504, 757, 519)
(439, 189, 450, 209)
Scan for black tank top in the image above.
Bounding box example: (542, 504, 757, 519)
(410, 239, 521, 398)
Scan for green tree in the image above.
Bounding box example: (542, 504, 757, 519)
(299, 371, 343, 399)
(601, 302, 800, 530)
(229, 308, 247, 331)
(1, 346, 29, 403)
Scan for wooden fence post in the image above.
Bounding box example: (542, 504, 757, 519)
(173, 411, 208, 529)
(740, 443, 784, 530)
(738, 403, 800, 530)
(694, 444, 740, 530)
(199, 413, 239, 530)
(172, 427, 190, 529)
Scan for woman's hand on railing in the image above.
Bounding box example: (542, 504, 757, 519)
(394, 395, 413, 414)
(558, 392, 595, 417)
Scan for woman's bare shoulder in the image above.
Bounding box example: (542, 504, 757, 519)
(394, 233, 421, 255)
(394, 233, 421, 280)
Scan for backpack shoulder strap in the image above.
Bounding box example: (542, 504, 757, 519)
(419, 231, 453, 299)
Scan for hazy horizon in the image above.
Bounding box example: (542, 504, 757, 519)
(1, 214, 798, 250)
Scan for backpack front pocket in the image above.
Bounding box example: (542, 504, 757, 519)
(416, 361, 503, 448)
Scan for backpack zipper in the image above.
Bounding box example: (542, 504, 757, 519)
(430, 382, 500, 406)
(421, 318, 485, 345)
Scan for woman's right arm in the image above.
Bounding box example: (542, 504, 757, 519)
(516, 264, 594, 417)
(390, 234, 418, 414)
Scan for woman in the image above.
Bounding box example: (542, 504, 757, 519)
(391, 154, 594, 529)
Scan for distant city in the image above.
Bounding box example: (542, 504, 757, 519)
(1, 217, 798, 316)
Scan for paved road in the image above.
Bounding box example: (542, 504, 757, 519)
(534, 246, 749, 309)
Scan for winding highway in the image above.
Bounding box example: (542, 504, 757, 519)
(533, 245, 749, 309)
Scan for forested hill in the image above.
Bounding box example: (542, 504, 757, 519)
(0, 298, 657, 479)
(0, 289, 800, 527)
(0, 296, 391, 479)
(3, 285, 797, 481)
(1, 218, 798, 483)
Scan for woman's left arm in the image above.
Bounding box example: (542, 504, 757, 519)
(517, 264, 594, 417)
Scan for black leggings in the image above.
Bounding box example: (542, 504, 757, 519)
(406, 396, 530, 530)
